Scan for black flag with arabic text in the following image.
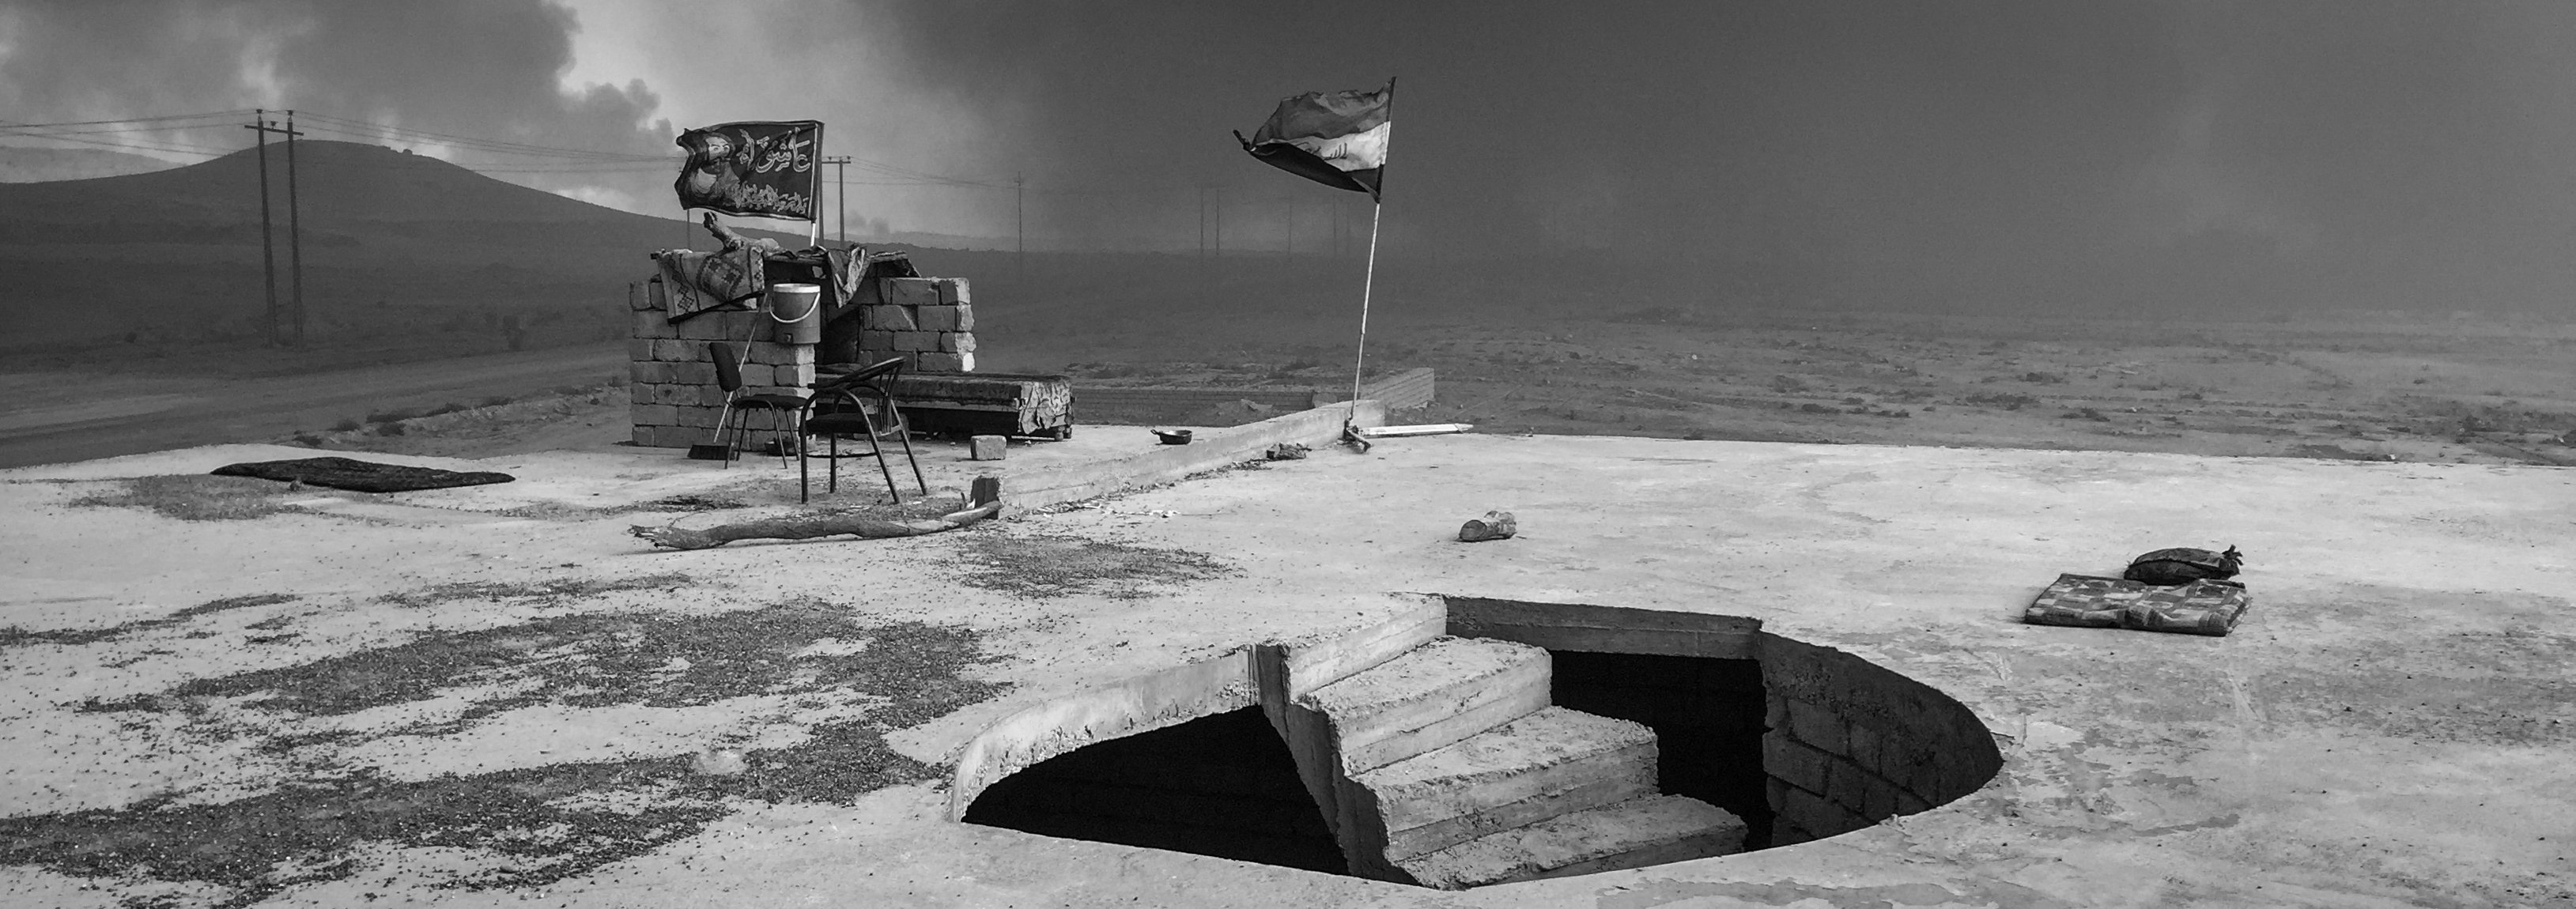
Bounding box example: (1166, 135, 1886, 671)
(1235, 82, 1390, 201)
(674, 120, 822, 221)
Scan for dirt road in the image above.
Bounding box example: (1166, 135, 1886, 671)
(0, 342, 625, 469)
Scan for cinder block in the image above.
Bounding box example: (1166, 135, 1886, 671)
(913, 305, 959, 332)
(1765, 776, 1791, 813)
(1825, 760, 1868, 814)
(678, 405, 721, 428)
(940, 332, 976, 353)
(951, 303, 975, 331)
(677, 315, 735, 341)
(936, 277, 969, 305)
(628, 339, 658, 361)
(969, 435, 1007, 460)
(892, 330, 939, 352)
(958, 350, 976, 372)
(648, 278, 670, 311)
(631, 404, 678, 427)
(867, 305, 917, 331)
(651, 424, 697, 448)
(1846, 721, 1887, 773)
(629, 361, 673, 384)
(1777, 785, 1832, 832)
(1787, 699, 1846, 754)
(652, 339, 699, 361)
(1762, 734, 1830, 794)
(1862, 772, 1899, 820)
(633, 309, 678, 340)
(775, 361, 814, 389)
(882, 277, 941, 306)
(670, 363, 717, 385)
(742, 341, 789, 365)
(727, 363, 771, 387)
(1765, 694, 1789, 731)
(1892, 789, 1932, 816)
(630, 424, 656, 446)
(1901, 749, 1943, 798)
(917, 352, 964, 372)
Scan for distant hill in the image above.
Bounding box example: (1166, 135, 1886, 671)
(0, 141, 813, 351)
(0, 145, 179, 183)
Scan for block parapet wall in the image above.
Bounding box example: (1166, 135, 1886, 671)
(848, 276, 978, 374)
(627, 279, 817, 450)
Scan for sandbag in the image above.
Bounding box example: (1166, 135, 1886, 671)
(2124, 545, 2244, 586)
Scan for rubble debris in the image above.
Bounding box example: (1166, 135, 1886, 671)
(1458, 511, 1518, 542)
(970, 435, 1008, 461)
(1265, 442, 1311, 461)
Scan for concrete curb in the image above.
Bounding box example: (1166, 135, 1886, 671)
(995, 399, 1388, 513)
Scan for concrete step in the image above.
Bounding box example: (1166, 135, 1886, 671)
(1396, 794, 1747, 890)
(1295, 636, 1551, 775)
(1353, 707, 1660, 862)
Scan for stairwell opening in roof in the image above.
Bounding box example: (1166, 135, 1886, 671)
(952, 597, 2001, 888)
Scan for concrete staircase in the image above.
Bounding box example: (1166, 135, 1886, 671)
(1259, 617, 1745, 889)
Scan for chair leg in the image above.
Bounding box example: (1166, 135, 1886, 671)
(858, 406, 901, 504)
(894, 418, 927, 496)
(769, 409, 795, 469)
(799, 427, 810, 504)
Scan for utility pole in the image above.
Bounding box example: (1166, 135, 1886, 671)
(244, 111, 302, 346)
(822, 155, 851, 243)
(285, 110, 304, 347)
(1198, 186, 1208, 305)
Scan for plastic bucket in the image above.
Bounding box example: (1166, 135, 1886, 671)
(766, 283, 822, 345)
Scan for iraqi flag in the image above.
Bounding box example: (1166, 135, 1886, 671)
(1235, 82, 1390, 200)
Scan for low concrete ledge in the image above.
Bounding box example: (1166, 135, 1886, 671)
(994, 400, 1388, 513)
(946, 649, 1258, 821)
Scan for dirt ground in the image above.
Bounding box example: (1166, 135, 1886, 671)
(1044, 309, 2576, 467)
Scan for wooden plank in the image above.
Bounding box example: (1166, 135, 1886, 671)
(1359, 423, 1473, 438)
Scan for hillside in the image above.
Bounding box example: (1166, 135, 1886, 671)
(0, 141, 786, 353)
(0, 145, 179, 183)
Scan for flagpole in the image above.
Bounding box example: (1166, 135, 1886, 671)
(1347, 77, 1392, 429)
(1348, 200, 1382, 426)
(806, 123, 825, 247)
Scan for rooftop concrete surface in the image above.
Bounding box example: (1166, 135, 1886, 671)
(2, 433, 2568, 907)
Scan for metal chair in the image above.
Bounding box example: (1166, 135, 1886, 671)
(799, 357, 928, 503)
(710, 342, 805, 468)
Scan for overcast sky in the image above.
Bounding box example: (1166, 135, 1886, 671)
(5, 0, 2573, 312)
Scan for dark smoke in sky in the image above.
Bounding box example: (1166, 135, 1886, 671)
(6, 0, 2573, 315)
(0, 0, 671, 194)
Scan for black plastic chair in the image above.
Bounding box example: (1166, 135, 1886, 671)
(799, 357, 927, 503)
(710, 342, 806, 468)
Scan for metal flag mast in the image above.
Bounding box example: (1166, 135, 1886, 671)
(1347, 77, 1392, 430)
(807, 123, 825, 247)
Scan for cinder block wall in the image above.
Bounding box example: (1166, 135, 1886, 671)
(627, 280, 817, 450)
(1755, 636, 2004, 845)
(852, 276, 976, 373)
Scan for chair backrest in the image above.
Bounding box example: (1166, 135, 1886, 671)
(708, 342, 743, 393)
(842, 356, 906, 386)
